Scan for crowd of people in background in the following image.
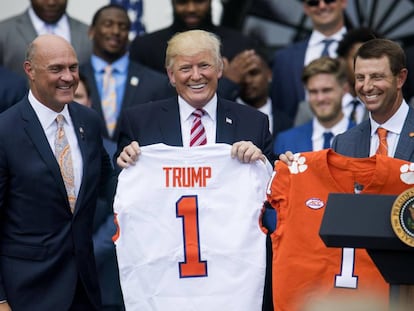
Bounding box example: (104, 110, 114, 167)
(0, 0, 413, 310)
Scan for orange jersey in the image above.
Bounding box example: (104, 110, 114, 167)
(267, 149, 414, 311)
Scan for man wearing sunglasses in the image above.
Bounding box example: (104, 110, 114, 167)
(270, 0, 348, 128)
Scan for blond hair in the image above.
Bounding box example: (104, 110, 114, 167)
(165, 29, 223, 70)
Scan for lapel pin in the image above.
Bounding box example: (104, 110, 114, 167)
(79, 127, 85, 140)
(225, 117, 232, 124)
(130, 76, 139, 86)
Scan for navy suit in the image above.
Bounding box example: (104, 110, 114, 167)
(80, 60, 175, 142)
(0, 66, 27, 113)
(0, 98, 114, 310)
(332, 107, 414, 161)
(274, 119, 355, 155)
(270, 39, 308, 123)
(117, 96, 275, 163)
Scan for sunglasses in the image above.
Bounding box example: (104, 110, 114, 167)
(305, 0, 337, 7)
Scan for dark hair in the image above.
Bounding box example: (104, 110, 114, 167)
(355, 38, 406, 76)
(91, 4, 130, 27)
(302, 57, 347, 85)
(336, 27, 379, 58)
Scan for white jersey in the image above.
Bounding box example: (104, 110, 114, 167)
(114, 143, 271, 311)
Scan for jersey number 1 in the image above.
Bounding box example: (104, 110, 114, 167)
(176, 195, 208, 278)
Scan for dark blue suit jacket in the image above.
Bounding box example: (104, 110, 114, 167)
(80, 60, 175, 141)
(117, 96, 275, 163)
(332, 107, 414, 161)
(274, 119, 355, 154)
(0, 98, 113, 310)
(0, 66, 27, 113)
(270, 39, 308, 122)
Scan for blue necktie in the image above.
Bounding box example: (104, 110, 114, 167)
(321, 39, 335, 57)
(323, 132, 334, 149)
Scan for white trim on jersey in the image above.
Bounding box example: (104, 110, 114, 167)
(114, 143, 271, 311)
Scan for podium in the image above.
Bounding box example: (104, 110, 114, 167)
(319, 193, 414, 305)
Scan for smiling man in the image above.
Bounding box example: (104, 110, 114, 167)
(332, 38, 414, 160)
(80, 4, 173, 143)
(116, 29, 275, 166)
(270, 0, 348, 127)
(0, 34, 114, 311)
(274, 57, 354, 155)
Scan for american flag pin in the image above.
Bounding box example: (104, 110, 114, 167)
(225, 117, 232, 124)
(130, 76, 139, 86)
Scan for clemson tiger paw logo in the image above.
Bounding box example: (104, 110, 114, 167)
(400, 163, 414, 184)
(288, 153, 308, 174)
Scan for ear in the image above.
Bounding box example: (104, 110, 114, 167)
(88, 27, 94, 40)
(397, 68, 408, 90)
(23, 61, 33, 80)
(167, 68, 176, 87)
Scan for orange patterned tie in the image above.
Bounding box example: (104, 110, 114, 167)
(102, 65, 117, 138)
(55, 114, 76, 213)
(376, 127, 388, 156)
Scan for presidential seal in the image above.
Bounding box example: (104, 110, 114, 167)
(391, 187, 414, 247)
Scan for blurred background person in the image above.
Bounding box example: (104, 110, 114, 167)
(336, 27, 379, 124)
(129, 0, 262, 100)
(0, 65, 28, 113)
(75, 72, 124, 311)
(271, 0, 348, 128)
(236, 50, 291, 137)
(274, 57, 354, 155)
(0, 0, 91, 78)
(80, 4, 174, 144)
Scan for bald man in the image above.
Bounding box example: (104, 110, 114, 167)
(0, 34, 113, 311)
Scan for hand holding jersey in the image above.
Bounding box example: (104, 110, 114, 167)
(117, 140, 265, 168)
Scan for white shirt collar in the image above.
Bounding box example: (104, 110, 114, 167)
(312, 114, 349, 140)
(28, 90, 72, 131)
(178, 94, 217, 122)
(28, 7, 70, 42)
(370, 101, 409, 136)
(308, 27, 347, 47)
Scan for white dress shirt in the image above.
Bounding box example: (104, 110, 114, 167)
(29, 91, 83, 195)
(28, 8, 71, 43)
(179, 95, 217, 147)
(369, 101, 409, 157)
(312, 115, 350, 151)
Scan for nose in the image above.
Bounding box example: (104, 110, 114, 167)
(60, 68, 75, 82)
(191, 67, 201, 80)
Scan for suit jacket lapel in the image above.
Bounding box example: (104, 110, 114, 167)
(216, 99, 236, 144)
(357, 121, 371, 157)
(395, 107, 414, 161)
(159, 98, 183, 146)
(16, 11, 38, 46)
(20, 100, 68, 201)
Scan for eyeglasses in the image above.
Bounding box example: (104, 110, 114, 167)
(305, 0, 337, 7)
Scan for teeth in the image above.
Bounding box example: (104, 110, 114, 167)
(59, 86, 70, 89)
(366, 94, 378, 99)
(190, 84, 205, 89)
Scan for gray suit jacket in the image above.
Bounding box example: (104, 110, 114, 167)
(332, 106, 414, 161)
(0, 10, 91, 77)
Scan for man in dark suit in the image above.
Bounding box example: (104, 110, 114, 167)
(332, 38, 414, 161)
(128, 0, 260, 100)
(81, 4, 174, 143)
(270, 0, 347, 126)
(117, 29, 274, 168)
(0, 0, 91, 78)
(281, 39, 414, 163)
(0, 66, 28, 113)
(116, 29, 274, 311)
(274, 57, 354, 155)
(0, 34, 113, 310)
